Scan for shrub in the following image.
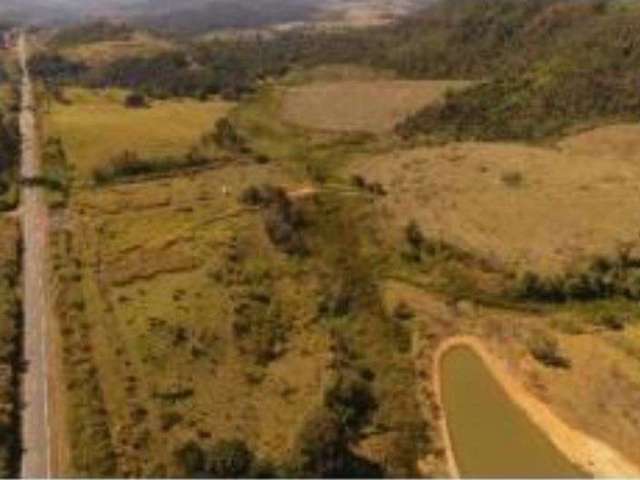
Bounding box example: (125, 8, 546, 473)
(527, 330, 571, 368)
(177, 439, 258, 478)
(93, 151, 209, 183)
(239, 184, 285, 207)
(350, 175, 367, 189)
(261, 190, 308, 256)
(595, 313, 625, 331)
(290, 406, 384, 478)
(405, 221, 425, 251)
(232, 298, 289, 365)
(254, 153, 271, 165)
(324, 372, 377, 436)
(367, 182, 387, 196)
(206, 439, 254, 478)
(159, 411, 183, 432)
(318, 279, 356, 318)
(213, 118, 249, 153)
(501, 171, 524, 188)
(124, 92, 147, 108)
(393, 301, 415, 321)
(290, 407, 348, 478)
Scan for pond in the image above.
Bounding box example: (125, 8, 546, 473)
(440, 346, 584, 478)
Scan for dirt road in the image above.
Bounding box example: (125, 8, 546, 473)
(18, 32, 52, 479)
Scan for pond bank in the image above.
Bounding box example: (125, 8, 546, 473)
(432, 336, 640, 478)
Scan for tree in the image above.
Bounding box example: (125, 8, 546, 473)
(324, 372, 377, 436)
(176, 439, 255, 478)
(206, 439, 254, 478)
(527, 330, 571, 369)
(213, 118, 248, 153)
(291, 407, 349, 478)
(290, 406, 384, 478)
(175, 441, 206, 477)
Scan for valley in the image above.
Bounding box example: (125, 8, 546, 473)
(4, 0, 640, 478)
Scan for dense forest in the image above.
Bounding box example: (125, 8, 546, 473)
(30, 0, 640, 140)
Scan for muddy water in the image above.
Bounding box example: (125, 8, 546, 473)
(440, 347, 583, 478)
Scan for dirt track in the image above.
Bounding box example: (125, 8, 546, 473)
(432, 336, 640, 478)
(18, 32, 52, 479)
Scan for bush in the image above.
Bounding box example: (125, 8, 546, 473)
(318, 280, 355, 318)
(232, 298, 289, 365)
(501, 171, 524, 188)
(527, 330, 571, 369)
(405, 221, 425, 251)
(260, 189, 308, 256)
(239, 184, 285, 207)
(291, 408, 347, 478)
(207, 440, 254, 478)
(515, 248, 640, 303)
(290, 406, 384, 478)
(351, 175, 367, 189)
(176, 441, 206, 476)
(324, 372, 377, 436)
(176, 439, 255, 478)
(595, 313, 625, 331)
(213, 118, 249, 153)
(124, 92, 147, 108)
(393, 301, 415, 321)
(93, 151, 209, 183)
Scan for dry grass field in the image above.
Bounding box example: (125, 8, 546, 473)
(60, 33, 175, 66)
(281, 80, 472, 133)
(49, 148, 431, 476)
(52, 162, 332, 476)
(352, 124, 640, 273)
(383, 281, 640, 469)
(45, 88, 233, 179)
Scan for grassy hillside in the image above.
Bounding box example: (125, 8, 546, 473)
(44, 88, 233, 180)
(397, 0, 640, 140)
(51, 159, 430, 477)
(281, 80, 472, 133)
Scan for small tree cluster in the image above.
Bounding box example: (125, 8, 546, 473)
(264, 203, 308, 256)
(176, 439, 273, 478)
(515, 249, 640, 303)
(288, 364, 382, 478)
(213, 118, 249, 153)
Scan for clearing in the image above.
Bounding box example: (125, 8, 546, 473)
(281, 80, 472, 133)
(51, 162, 330, 476)
(60, 32, 175, 67)
(44, 88, 233, 179)
(352, 125, 640, 273)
